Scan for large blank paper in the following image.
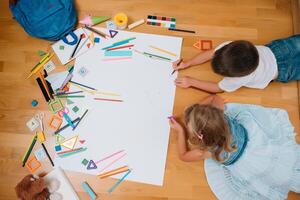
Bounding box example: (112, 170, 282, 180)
(55, 28, 182, 186)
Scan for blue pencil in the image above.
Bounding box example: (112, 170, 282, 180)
(107, 170, 132, 193)
(69, 80, 97, 91)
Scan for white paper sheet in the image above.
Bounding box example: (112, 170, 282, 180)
(54, 28, 182, 186)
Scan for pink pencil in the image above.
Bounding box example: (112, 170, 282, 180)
(94, 98, 123, 102)
(107, 44, 134, 51)
(95, 150, 125, 164)
(102, 57, 132, 62)
(98, 153, 127, 173)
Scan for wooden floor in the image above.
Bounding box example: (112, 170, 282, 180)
(1, 0, 300, 199)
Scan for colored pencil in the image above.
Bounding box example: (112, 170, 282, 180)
(57, 95, 85, 98)
(55, 91, 83, 96)
(41, 143, 54, 167)
(107, 44, 134, 51)
(107, 170, 132, 193)
(82, 182, 97, 200)
(22, 135, 37, 167)
(98, 153, 126, 173)
(27, 54, 54, 79)
(31, 53, 50, 72)
(149, 45, 177, 57)
(171, 59, 182, 75)
(70, 34, 84, 59)
(57, 147, 84, 155)
(59, 147, 87, 158)
(102, 37, 136, 50)
(168, 28, 196, 33)
(143, 52, 171, 61)
(84, 25, 109, 38)
(54, 117, 80, 135)
(94, 98, 123, 102)
(99, 166, 129, 179)
(72, 109, 89, 131)
(95, 150, 125, 164)
(102, 57, 132, 62)
(38, 72, 53, 100)
(69, 80, 97, 91)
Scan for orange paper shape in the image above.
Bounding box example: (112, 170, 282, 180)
(48, 115, 63, 130)
(193, 40, 201, 50)
(25, 156, 41, 173)
(201, 40, 213, 51)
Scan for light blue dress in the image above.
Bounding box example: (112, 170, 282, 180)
(204, 103, 300, 200)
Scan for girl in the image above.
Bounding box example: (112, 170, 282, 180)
(169, 95, 300, 199)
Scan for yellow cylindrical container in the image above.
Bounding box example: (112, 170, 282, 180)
(113, 13, 128, 30)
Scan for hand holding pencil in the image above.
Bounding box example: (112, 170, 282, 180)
(172, 59, 189, 71)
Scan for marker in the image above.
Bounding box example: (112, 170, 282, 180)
(63, 112, 75, 129)
(82, 182, 97, 200)
(27, 54, 54, 79)
(168, 28, 196, 33)
(171, 59, 182, 75)
(31, 53, 50, 72)
(41, 143, 54, 167)
(70, 34, 84, 59)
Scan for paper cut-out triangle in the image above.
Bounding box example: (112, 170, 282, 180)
(66, 98, 74, 105)
(56, 134, 65, 144)
(193, 40, 201, 50)
(87, 43, 91, 48)
(61, 135, 78, 149)
(109, 30, 118, 38)
(87, 159, 97, 170)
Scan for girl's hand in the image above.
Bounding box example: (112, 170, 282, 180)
(169, 117, 184, 133)
(172, 59, 189, 70)
(175, 76, 193, 88)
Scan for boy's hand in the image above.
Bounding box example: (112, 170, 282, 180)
(169, 117, 184, 133)
(175, 76, 193, 88)
(172, 59, 189, 70)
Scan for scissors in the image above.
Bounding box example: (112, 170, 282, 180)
(34, 112, 45, 131)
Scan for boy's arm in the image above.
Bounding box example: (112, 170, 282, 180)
(175, 77, 224, 93)
(173, 49, 214, 70)
(199, 95, 225, 110)
(169, 118, 211, 162)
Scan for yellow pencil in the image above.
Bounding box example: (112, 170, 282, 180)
(149, 45, 177, 57)
(27, 54, 54, 79)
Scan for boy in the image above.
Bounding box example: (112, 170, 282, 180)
(173, 35, 300, 93)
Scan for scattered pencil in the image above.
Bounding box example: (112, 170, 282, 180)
(70, 34, 84, 59)
(168, 28, 196, 33)
(149, 45, 177, 57)
(57, 95, 85, 98)
(107, 44, 134, 51)
(55, 91, 83, 96)
(84, 25, 109, 38)
(22, 135, 37, 167)
(41, 143, 54, 167)
(69, 80, 97, 91)
(54, 117, 80, 135)
(72, 109, 89, 131)
(171, 58, 182, 75)
(94, 98, 123, 102)
(99, 165, 129, 179)
(107, 170, 132, 193)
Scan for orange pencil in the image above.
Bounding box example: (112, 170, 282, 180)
(98, 166, 129, 179)
(38, 72, 52, 100)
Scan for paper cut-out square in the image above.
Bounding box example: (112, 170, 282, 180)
(48, 115, 63, 130)
(201, 40, 213, 51)
(26, 117, 39, 132)
(82, 158, 89, 166)
(59, 45, 64, 50)
(25, 156, 41, 173)
(48, 98, 64, 114)
(72, 106, 79, 113)
(34, 148, 46, 161)
(55, 145, 62, 151)
(94, 37, 100, 43)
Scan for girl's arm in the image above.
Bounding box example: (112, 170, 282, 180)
(169, 118, 211, 162)
(172, 49, 214, 70)
(199, 95, 225, 110)
(175, 77, 224, 93)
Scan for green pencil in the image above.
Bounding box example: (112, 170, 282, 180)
(143, 52, 171, 61)
(57, 95, 85, 98)
(22, 135, 37, 167)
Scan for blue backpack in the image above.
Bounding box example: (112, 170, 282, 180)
(9, 0, 77, 41)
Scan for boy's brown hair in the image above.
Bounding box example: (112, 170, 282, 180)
(212, 40, 259, 77)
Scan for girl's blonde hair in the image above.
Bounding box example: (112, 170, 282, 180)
(184, 104, 235, 162)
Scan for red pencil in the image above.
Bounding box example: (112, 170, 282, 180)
(107, 44, 134, 51)
(94, 98, 123, 102)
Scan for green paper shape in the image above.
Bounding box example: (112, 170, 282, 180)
(91, 16, 110, 25)
(67, 65, 74, 72)
(66, 98, 74, 105)
(37, 50, 46, 56)
(48, 98, 64, 114)
(59, 45, 64, 50)
(82, 158, 89, 166)
(56, 134, 65, 144)
(72, 106, 79, 113)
